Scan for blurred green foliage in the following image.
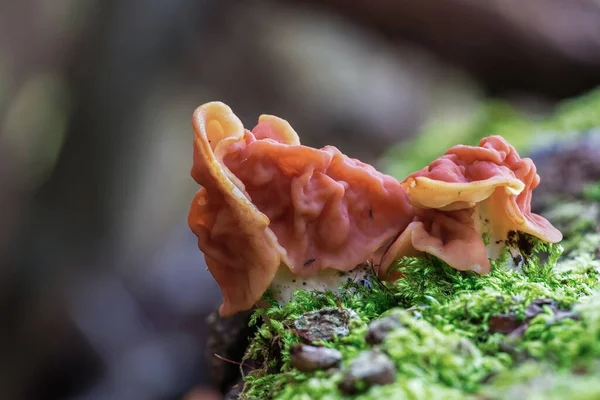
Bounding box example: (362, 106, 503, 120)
(382, 87, 600, 179)
(2, 73, 71, 187)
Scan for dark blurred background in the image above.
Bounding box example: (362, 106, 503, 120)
(1, 1, 600, 399)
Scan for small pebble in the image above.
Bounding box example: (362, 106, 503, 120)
(491, 298, 579, 338)
(294, 307, 355, 343)
(290, 344, 342, 372)
(488, 312, 522, 334)
(525, 298, 556, 320)
(338, 350, 396, 394)
(364, 315, 403, 345)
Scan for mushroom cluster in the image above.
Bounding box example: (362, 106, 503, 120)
(188, 102, 562, 316)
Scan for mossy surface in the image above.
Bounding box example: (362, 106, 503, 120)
(234, 90, 600, 399)
(237, 227, 600, 399)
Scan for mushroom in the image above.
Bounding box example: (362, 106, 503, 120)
(380, 135, 562, 277)
(188, 102, 414, 316)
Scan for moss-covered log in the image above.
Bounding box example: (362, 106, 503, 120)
(207, 89, 600, 399)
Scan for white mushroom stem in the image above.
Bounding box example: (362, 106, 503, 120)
(473, 202, 524, 270)
(269, 263, 374, 304)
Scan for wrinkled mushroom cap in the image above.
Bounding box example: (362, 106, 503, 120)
(381, 209, 491, 277)
(189, 102, 413, 316)
(380, 135, 562, 277)
(403, 136, 561, 243)
(188, 102, 285, 316)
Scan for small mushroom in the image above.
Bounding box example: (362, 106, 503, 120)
(380, 136, 562, 277)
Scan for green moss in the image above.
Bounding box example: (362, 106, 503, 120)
(241, 275, 398, 399)
(379, 309, 505, 392)
(272, 369, 470, 400)
(481, 361, 600, 400)
(238, 230, 599, 399)
(545, 201, 600, 254)
(583, 182, 600, 202)
(387, 239, 599, 364)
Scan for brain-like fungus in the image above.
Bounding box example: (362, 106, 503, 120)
(379, 136, 562, 277)
(188, 102, 413, 316)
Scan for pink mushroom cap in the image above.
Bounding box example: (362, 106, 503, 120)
(188, 102, 413, 316)
(380, 135, 562, 277)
